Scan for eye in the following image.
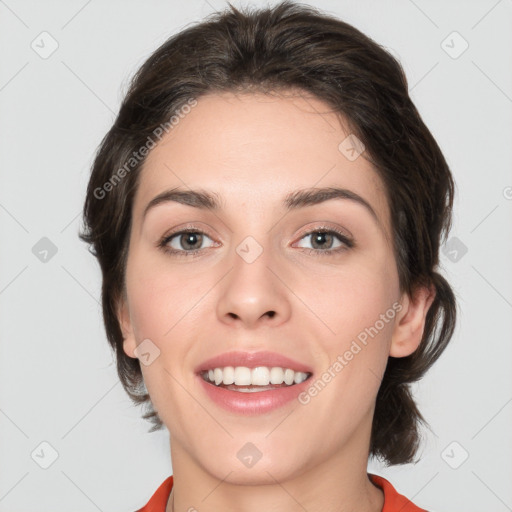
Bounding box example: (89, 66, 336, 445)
(157, 226, 354, 258)
(159, 229, 217, 256)
(294, 228, 354, 255)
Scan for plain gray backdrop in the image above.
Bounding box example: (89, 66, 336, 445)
(0, 0, 511, 511)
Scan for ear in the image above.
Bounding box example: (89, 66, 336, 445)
(117, 294, 138, 359)
(390, 283, 436, 358)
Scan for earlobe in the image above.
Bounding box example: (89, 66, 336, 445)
(117, 297, 138, 359)
(390, 283, 436, 358)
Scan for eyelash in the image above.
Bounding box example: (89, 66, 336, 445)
(157, 226, 355, 258)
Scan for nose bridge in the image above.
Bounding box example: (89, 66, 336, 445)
(215, 231, 291, 327)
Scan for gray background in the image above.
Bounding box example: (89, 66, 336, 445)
(0, 0, 511, 511)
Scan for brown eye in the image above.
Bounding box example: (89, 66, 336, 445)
(161, 230, 216, 255)
(295, 230, 353, 254)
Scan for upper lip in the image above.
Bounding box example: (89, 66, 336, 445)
(195, 351, 313, 374)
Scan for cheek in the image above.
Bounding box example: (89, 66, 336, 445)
(292, 251, 399, 410)
(125, 251, 206, 341)
(124, 251, 210, 400)
(294, 252, 399, 344)
(125, 263, 197, 425)
(125, 285, 168, 343)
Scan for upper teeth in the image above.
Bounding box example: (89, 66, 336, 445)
(203, 366, 310, 386)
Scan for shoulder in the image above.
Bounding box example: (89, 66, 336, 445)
(135, 475, 173, 512)
(369, 474, 428, 512)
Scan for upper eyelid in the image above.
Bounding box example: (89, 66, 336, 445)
(163, 225, 346, 238)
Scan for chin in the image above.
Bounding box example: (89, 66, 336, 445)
(194, 441, 309, 485)
(208, 460, 303, 486)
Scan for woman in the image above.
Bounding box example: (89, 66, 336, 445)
(80, 2, 456, 511)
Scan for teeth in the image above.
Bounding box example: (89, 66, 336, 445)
(270, 367, 284, 384)
(201, 366, 310, 387)
(251, 366, 270, 386)
(234, 366, 252, 386)
(223, 366, 235, 385)
(214, 368, 223, 386)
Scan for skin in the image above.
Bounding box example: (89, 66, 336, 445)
(118, 90, 435, 512)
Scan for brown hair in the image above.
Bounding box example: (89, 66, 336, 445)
(80, 0, 457, 465)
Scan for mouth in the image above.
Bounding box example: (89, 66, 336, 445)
(195, 350, 314, 413)
(199, 366, 312, 393)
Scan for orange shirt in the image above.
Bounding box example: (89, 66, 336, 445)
(136, 474, 427, 512)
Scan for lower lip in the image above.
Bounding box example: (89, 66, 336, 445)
(196, 374, 312, 415)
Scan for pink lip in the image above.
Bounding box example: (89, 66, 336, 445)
(195, 350, 313, 374)
(196, 375, 312, 415)
(194, 351, 313, 415)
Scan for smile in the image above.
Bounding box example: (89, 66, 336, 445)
(201, 366, 311, 392)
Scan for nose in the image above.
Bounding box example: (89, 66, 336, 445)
(216, 244, 292, 329)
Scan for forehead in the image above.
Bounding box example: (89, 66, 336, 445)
(134, 91, 392, 238)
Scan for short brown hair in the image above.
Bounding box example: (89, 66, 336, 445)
(80, 0, 457, 465)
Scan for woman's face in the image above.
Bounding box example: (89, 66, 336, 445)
(119, 91, 411, 483)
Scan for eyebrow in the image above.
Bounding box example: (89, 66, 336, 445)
(142, 186, 384, 233)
